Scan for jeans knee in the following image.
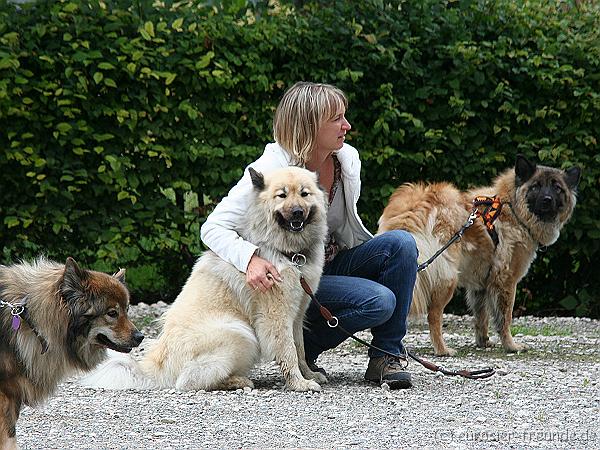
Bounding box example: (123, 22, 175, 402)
(366, 286, 396, 325)
(380, 229, 418, 261)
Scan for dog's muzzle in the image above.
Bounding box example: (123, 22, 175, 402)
(278, 207, 307, 232)
(532, 195, 559, 222)
(96, 330, 144, 353)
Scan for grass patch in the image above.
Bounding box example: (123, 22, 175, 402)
(400, 343, 600, 363)
(134, 315, 155, 329)
(511, 324, 573, 337)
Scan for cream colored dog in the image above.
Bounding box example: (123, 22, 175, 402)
(80, 166, 328, 391)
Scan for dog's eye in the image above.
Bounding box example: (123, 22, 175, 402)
(277, 193, 287, 199)
(553, 183, 563, 193)
(301, 192, 309, 197)
(106, 310, 119, 318)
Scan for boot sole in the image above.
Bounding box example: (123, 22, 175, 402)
(364, 377, 413, 389)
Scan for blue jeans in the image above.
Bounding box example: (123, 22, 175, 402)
(303, 230, 418, 362)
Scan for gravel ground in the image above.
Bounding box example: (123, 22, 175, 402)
(17, 302, 600, 449)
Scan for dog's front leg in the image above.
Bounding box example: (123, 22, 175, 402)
(0, 397, 20, 450)
(255, 318, 321, 392)
(0, 435, 18, 450)
(293, 312, 327, 385)
(494, 283, 528, 352)
(427, 280, 458, 356)
(466, 289, 493, 348)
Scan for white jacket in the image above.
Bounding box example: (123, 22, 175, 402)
(200, 142, 373, 272)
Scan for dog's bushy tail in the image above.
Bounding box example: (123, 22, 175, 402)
(78, 350, 155, 390)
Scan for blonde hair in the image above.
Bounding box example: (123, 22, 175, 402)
(273, 81, 348, 166)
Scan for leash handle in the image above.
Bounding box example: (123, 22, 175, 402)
(407, 351, 495, 380)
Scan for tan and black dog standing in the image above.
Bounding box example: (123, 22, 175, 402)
(378, 154, 581, 356)
(0, 258, 143, 450)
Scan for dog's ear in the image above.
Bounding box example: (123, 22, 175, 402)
(113, 268, 126, 284)
(515, 154, 537, 186)
(564, 166, 582, 191)
(62, 257, 89, 300)
(248, 167, 265, 191)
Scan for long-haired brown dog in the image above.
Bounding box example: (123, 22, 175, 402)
(0, 257, 144, 449)
(378, 155, 581, 355)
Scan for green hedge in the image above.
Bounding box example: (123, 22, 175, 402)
(1, 0, 598, 317)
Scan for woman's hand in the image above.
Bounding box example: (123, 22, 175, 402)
(246, 254, 282, 293)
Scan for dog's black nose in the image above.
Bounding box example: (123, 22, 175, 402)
(540, 195, 554, 209)
(132, 330, 145, 345)
(291, 207, 304, 219)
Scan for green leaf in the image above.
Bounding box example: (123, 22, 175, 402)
(165, 72, 177, 85)
(144, 21, 155, 38)
(195, 52, 214, 69)
(93, 72, 104, 84)
(559, 295, 578, 310)
(56, 122, 72, 133)
(39, 55, 55, 64)
(172, 18, 184, 30)
(63, 2, 78, 12)
(4, 216, 19, 228)
(93, 133, 114, 142)
(0, 57, 19, 70)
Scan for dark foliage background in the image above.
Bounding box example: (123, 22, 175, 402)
(1, 0, 598, 317)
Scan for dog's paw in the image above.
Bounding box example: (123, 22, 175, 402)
(505, 342, 529, 353)
(434, 347, 457, 357)
(476, 336, 494, 348)
(287, 378, 322, 392)
(218, 375, 255, 390)
(307, 371, 328, 384)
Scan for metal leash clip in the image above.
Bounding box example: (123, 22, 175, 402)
(1, 300, 25, 331)
(11, 304, 24, 315)
(467, 210, 478, 226)
(10, 305, 24, 330)
(459, 211, 479, 237)
(291, 253, 306, 267)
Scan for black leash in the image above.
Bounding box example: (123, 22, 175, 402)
(417, 195, 503, 272)
(416, 210, 477, 272)
(299, 277, 495, 380)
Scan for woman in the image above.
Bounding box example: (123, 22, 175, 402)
(201, 82, 417, 389)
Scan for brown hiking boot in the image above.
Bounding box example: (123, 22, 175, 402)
(364, 355, 412, 389)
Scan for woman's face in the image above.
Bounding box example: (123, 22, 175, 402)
(314, 106, 352, 157)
